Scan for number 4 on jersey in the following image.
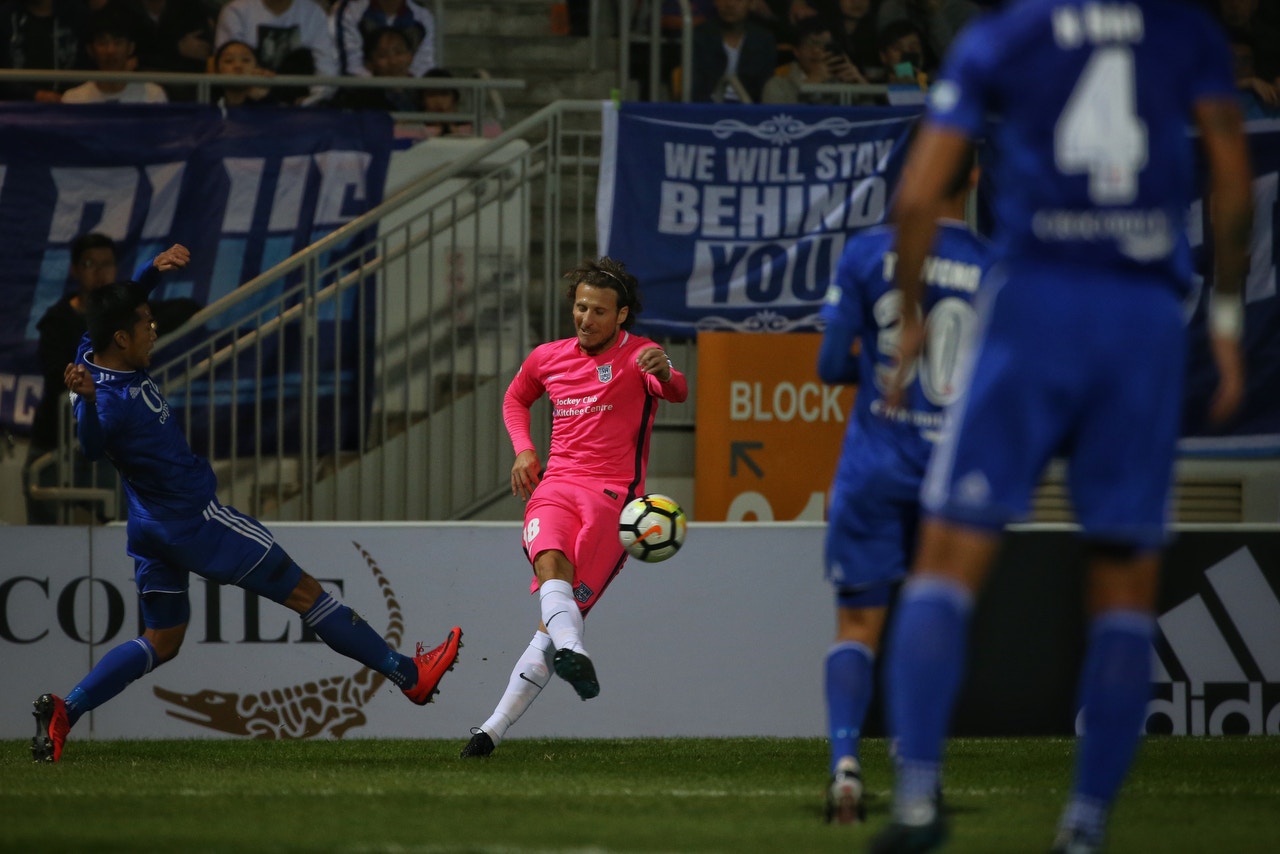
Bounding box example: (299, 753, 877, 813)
(1055, 46, 1149, 205)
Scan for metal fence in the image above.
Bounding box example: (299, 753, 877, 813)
(132, 99, 631, 522)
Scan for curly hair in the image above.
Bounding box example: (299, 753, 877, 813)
(562, 257, 642, 330)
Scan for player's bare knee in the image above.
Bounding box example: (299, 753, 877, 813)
(835, 605, 888, 649)
(283, 572, 323, 613)
(145, 624, 188, 664)
(533, 550, 574, 584)
(1085, 540, 1160, 613)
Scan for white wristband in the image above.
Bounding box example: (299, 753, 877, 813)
(1209, 292, 1244, 341)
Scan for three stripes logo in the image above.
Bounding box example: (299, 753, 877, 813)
(1147, 546, 1280, 735)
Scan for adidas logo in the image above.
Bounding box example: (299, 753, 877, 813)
(1146, 546, 1280, 736)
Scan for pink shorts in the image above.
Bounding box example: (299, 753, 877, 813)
(522, 477, 630, 615)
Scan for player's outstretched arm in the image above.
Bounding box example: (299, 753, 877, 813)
(132, 244, 193, 294)
(151, 244, 191, 272)
(1195, 98, 1253, 425)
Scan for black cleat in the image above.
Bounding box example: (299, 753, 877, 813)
(459, 728, 495, 758)
(552, 648, 599, 700)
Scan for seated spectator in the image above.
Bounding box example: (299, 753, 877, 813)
(419, 67, 474, 137)
(876, 0, 978, 66)
(215, 0, 337, 105)
(118, 0, 216, 102)
(212, 38, 274, 108)
(331, 0, 435, 79)
(748, 0, 821, 63)
(823, 0, 880, 81)
(1219, 0, 1280, 85)
(332, 26, 417, 112)
(875, 18, 927, 86)
(62, 8, 168, 103)
(762, 16, 866, 104)
(0, 0, 89, 102)
(691, 0, 778, 103)
(1226, 35, 1280, 119)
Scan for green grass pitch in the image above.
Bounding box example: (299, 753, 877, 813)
(3, 736, 1276, 852)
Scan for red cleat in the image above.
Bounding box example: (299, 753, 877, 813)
(402, 627, 462, 705)
(31, 694, 69, 763)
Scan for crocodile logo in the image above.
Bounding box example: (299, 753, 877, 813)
(152, 540, 403, 739)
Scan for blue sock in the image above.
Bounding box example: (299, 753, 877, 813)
(825, 641, 875, 773)
(884, 575, 973, 811)
(65, 637, 158, 728)
(302, 592, 417, 689)
(1064, 610, 1156, 838)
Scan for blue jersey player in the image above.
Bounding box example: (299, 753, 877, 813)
(817, 150, 988, 824)
(873, 2, 1254, 852)
(31, 263, 463, 763)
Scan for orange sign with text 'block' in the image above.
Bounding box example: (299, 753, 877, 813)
(694, 331, 855, 522)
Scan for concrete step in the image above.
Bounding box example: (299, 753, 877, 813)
(446, 1, 558, 37)
(523, 67, 617, 104)
(445, 35, 603, 74)
(467, 69, 614, 125)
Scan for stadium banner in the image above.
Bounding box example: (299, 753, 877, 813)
(597, 100, 920, 337)
(2, 523, 1275, 741)
(944, 527, 1280, 737)
(1181, 119, 1280, 450)
(600, 107, 1280, 451)
(0, 103, 393, 437)
(693, 331, 853, 522)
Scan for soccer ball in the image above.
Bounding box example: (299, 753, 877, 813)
(618, 493, 687, 563)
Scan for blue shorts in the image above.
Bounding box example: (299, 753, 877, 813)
(127, 498, 301, 629)
(922, 263, 1185, 550)
(825, 479, 918, 609)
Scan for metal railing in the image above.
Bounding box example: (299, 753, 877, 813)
(130, 100, 618, 522)
(0, 67, 521, 128)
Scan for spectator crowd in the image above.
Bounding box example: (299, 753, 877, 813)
(0, 0, 479, 128)
(670, 0, 1280, 109)
(1, 1, 1273, 114)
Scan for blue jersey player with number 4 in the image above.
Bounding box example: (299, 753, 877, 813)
(817, 143, 988, 825)
(872, 2, 1254, 853)
(30, 264, 463, 764)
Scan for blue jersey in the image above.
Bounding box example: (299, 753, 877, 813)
(928, 0, 1235, 289)
(820, 222, 991, 503)
(72, 336, 218, 521)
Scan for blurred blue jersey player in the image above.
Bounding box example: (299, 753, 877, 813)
(817, 148, 989, 825)
(30, 253, 463, 764)
(873, 2, 1254, 852)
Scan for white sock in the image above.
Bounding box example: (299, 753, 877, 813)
(538, 578, 586, 654)
(481, 631, 555, 744)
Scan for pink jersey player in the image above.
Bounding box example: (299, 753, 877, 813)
(459, 257, 687, 758)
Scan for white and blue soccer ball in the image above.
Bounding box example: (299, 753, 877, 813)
(618, 493, 687, 563)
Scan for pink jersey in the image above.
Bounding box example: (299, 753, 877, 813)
(504, 331, 688, 490)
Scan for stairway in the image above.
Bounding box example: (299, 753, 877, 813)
(442, 0, 624, 126)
